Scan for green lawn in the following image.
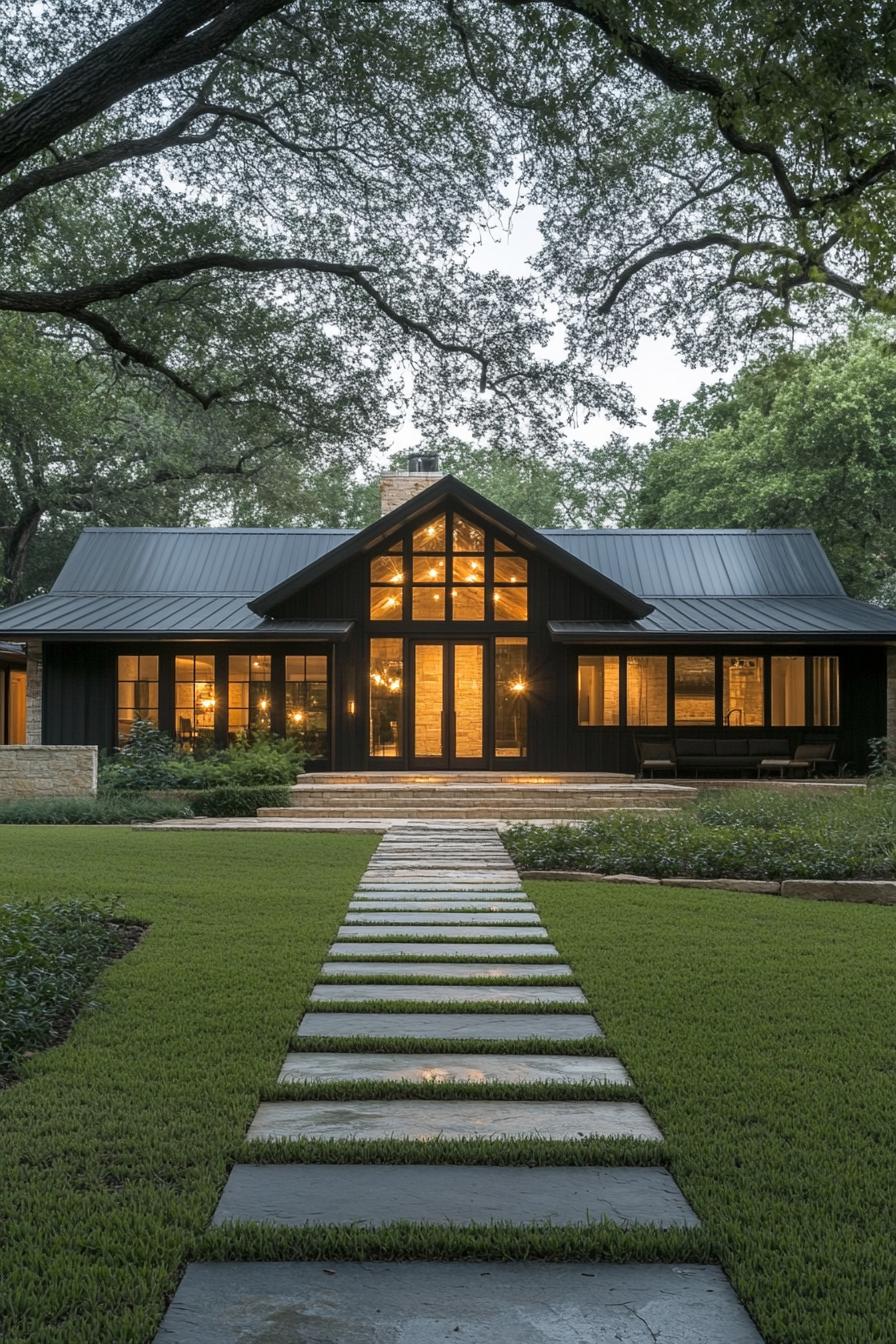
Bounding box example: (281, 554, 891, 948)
(1, 831, 893, 1344)
(0, 828, 376, 1344)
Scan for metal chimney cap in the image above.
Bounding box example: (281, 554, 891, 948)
(407, 451, 440, 474)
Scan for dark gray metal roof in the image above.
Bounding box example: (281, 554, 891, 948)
(549, 594, 896, 642)
(52, 527, 353, 595)
(0, 591, 352, 639)
(543, 529, 845, 597)
(0, 513, 892, 639)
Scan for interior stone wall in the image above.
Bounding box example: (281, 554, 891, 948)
(0, 745, 97, 799)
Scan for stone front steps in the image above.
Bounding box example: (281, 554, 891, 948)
(154, 822, 763, 1344)
(259, 780, 692, 820)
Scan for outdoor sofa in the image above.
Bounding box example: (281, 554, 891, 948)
(635, 737, 837, 779)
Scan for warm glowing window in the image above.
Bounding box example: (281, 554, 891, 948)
(812, 656, 840, 726)
(493, 551, 528, 621)
(117, 654, 159, 745)
(174, 654, 216, 749)
(495, 638, 528, 757)
(577, 655, 620, 726)
(369, 638, 403, 757)
(370, 586, 404, 620)
(452, 515, 485, 552)
(722, 656, 764, 727)
(413, 515, 446, 552)
(771, 656, 805, 726)
(370, 554, 404, 585)
(626, 655, 667, 726)
(286, 654, 328, 758)
(227, 654, 272, 739)
(674, 656, 716, 725)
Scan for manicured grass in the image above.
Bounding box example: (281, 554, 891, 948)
(262, 1079, 636, 1102)
(0, 828, 375, 1344)
(527, 878, 896, 1344)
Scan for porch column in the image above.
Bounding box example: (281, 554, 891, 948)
(25, 639, 43, 744)
(888, 648, 896, 757)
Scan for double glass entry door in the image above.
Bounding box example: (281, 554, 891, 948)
(412, 641, 486, 767)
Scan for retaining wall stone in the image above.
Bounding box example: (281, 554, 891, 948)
(0, 745, 97, 799)
(780, 879, 896, 905)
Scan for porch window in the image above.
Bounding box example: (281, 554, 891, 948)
(577, 655, 620, 726)
(495, 638, 528, 757)
(369, 638, 403, 757)
(674, 656, 715, 725)
(626, 655, 667, 726)
(174, 654, 216, 749)
(6, 667, 27, 744)
(227, 655, 272, 740)
(722, 656, 764, 727)
(116, 654, 159, 744)
(771, 656, 806, 726)
(285, 654, 328, 758)
(812, 656, 840, 726)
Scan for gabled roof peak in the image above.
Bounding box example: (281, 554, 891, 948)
(248, 474, 654, 619)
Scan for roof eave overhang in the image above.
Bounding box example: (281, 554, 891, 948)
(548, 623, 896, 644)
(249, 475, 653, 619)
(0, 621, 354, 642)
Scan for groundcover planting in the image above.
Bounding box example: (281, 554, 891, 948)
(504, 785, 896, 880)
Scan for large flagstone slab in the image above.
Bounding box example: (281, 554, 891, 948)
(153, 1261, 762, 1343)
(278, 1051, 630, 1085)
(348, 900, 536, 911)
(320, 960, 572, 978)
(327, 941, 562, 959)
(342, 911, 542, 925)
(351, 891, 527, 901)
(247, 1098, 659, 1141)
(296, 1011, 602, 1039)
(336, 924, 549, 940)
(309, 984, 586, 1005)
(212, 1163, 697, 1229)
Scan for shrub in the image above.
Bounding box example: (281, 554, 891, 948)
(0, 794, 193, 825)
(0, 899, 124, 1080)
(503, 787, 896, 881)
(99, 721, 307, 792)
(184, 784, 291, 816)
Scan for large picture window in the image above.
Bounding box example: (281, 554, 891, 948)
(722, 656, 764, 727)
(174, 654, 216, 749)
(577, 655, 620, 726)
(117, 654, 159, 744)
(771, 656, 806, 726)
(626, 655, 667, 726)
(369, 638, 403, 757)
(286, 655, 329, 758)
(812, 656, 840, 726)
(674, 656, 716, 725)
(368, 511, 528, 624)
(227, 655, 272, 740)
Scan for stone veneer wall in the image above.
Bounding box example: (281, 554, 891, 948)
(25, 639, 43, 744)
(379, 472, 444, 516)
(0, 746, 98, 799)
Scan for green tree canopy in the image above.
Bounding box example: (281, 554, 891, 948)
(631, 323, 896, 599)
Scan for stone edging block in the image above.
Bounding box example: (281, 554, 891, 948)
(519, 869, 896, 903)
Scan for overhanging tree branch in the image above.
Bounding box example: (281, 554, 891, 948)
(597, 233, 802, 313)
(0, 0, 294, 177)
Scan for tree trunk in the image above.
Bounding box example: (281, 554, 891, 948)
(3, 502, 43, 606)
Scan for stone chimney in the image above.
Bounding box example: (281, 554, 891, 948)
(379, 452, 444, 516)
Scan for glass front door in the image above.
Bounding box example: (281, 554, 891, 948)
(411, 641, 486, 767)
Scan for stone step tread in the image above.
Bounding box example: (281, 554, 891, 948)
(320, 961, 572, 978)
(152, 1262, 759, 1343)
(309, 984, 587, 1005)
(328, 942, 562, 959)
(296, 1012, 602, 1040)
(247, 1099, 659, 1142)
(278, 1051, 630, 1086)
(343, 913, 543, 925)
(348, 901, 536, 911)
(212, 1164, 697, 1229)
(336, 925, 549, 940)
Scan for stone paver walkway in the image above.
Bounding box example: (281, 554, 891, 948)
(154, 823, 763, 1342)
